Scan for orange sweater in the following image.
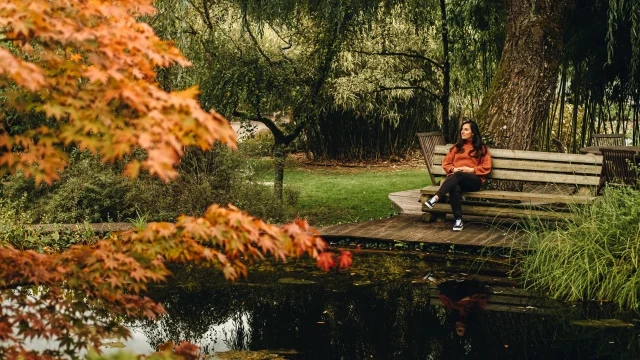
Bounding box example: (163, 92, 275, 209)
(442, 141, 492, 183)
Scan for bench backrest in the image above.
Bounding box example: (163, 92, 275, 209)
(599, 147, 639, 186)
(594, 134, 624, 146)
(430, 145, 603, 187)
(416, 132, 445, 185)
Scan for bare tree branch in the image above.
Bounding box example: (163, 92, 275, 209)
(243, 12, 275, 66)
(268, 23, 293, 51)
(283, 121, 306, 146)
(232, 110, 285, 140)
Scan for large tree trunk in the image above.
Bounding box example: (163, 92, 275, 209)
(477, 0, 571, 150)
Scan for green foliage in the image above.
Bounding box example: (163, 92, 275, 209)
(329, 3, 440, 122)
(305, 2, 443, 160)
(448, 0, 505, 95)
(519, 187, 640, 310)
(237, 131, 276, 158)
(0, 145, 298, 225)
(1, 150, 132, 223)
(0, 203, 98, 252)
(85, 349, 184, 360)
(0, 225, 97, 253)
(151, 0, 444, 161)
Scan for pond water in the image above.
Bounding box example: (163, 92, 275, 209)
(115, 251, 639, 359)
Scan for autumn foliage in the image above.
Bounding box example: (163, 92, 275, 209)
(0, 0, 235, 183)
(0, 1, 351, 359)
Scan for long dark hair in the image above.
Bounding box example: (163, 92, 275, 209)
(453, 120, 487, 159)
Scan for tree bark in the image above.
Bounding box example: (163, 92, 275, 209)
(273, 142, 286, 202)
(477, 0, 572, 150)
(232, 110, 305, 202)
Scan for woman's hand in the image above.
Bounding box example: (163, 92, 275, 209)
(453, 166, 475, 173)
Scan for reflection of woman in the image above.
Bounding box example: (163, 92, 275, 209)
(424, 120, 492, 231)
(437, 280, 487, 337)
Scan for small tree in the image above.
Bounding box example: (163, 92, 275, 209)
(0, 1, 351, 358)
(155, 0, 354, 201)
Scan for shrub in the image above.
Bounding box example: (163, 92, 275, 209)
(519, 187, 640, 310)
(0, 145, 299, 225)
(1, 150, 134, 223)
(237, 129, 275, 157)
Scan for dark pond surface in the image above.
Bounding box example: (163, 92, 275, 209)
(122, 250, 640, 359)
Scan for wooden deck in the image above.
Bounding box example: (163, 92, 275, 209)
(389, 189, 423, 215)
(318, 188, 525, 249)
(319, 213, 523, 249)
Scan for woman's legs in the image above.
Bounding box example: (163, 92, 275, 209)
(435, 172, 482, 219)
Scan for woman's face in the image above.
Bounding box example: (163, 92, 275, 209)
(461, 123, 474, 140)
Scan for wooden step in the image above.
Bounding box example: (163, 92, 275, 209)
(420, 186, 595, 205)
(422, 203, 573, 220)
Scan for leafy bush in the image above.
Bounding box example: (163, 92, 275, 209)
(1, 150, 133, 223)
(0, 204, 98, 252)
(126, 145, 298, 222)
(237, 129, 275, 157)
(519, 187, 640, 310)
(0, 145, 298, 225)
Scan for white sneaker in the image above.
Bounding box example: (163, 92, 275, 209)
(424, 196, 438, 209)
(452, 219, 464, 231)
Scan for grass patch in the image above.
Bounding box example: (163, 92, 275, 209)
(518, 187, 640, 311)
(252, 159, 430, 226)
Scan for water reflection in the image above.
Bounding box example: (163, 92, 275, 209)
(123, 253, 640, 359)
(437, 280, 487, 337)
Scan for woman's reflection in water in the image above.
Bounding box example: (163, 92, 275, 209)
(437, 279, 487, 337)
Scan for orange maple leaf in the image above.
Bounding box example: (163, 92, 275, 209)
(317, 252, 335, 272)
(338, 251, 353, 269)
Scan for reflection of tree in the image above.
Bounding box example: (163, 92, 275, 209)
(136, 263, 640, 358)
(139, 264, 248, 351)
(244, 282, 326, 354)
(223, 312, 251, 351)
(245, 279, 435, 359)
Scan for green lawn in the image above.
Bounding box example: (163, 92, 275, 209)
(253, 160, 430, 226)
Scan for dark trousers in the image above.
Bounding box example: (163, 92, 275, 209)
(435, 172, 482, 220)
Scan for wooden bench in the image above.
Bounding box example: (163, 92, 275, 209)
(599, 146, 640, 190)
(419, 145, 604, 222)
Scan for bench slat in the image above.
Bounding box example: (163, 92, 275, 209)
(431, 155, 602, 175)
(423, 203, 572, 220)
(430, 167, 600, 186)
(419, 186, 595, 204)
(434, 145, 603, 165)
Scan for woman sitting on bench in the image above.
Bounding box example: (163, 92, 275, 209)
(424, 120, 492, 231)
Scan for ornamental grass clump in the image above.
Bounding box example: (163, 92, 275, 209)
(520, 187, 640, 311)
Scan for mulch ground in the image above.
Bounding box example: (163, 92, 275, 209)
(286, 150, 426, 172)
